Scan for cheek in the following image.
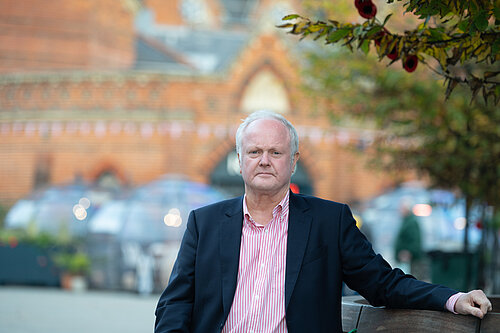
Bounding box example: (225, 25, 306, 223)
(277, 160, 292, 172)
(240, 160, 253, 175)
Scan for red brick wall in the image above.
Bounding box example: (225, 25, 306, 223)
(0, 0, 136, 73)
(0, 35, 398, 206)
(0, 3, 402, 207)
(144, 0, 184, 25)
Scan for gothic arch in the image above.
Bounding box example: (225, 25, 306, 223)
(234, 60, 293, 114)
(88, 162, 127, 188)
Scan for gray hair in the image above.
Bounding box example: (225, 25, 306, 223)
(235, 110, 299, 167)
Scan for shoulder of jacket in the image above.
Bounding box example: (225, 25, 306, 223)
(292, 193, 346, 208)
(194, 196, 242, 214)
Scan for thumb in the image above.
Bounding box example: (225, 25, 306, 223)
(470, 306, 485, 319)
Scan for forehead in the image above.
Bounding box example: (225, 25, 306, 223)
(242, 118, 290, 147)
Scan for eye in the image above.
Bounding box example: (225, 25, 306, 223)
(272, 151, 283, 156)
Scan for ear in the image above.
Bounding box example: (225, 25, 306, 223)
(291, 151, 300, 173)
(293, 151, 300, 165)
(238, 153, 242, 174)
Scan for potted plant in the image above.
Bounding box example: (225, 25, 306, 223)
(54, 251, 91, 291)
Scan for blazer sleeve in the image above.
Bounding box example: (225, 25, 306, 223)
(339, 204, 457, 311)
(155, 210, 199, 332)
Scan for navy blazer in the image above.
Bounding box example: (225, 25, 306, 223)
(155, 192, 457, 333)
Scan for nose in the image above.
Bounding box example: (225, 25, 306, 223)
(259, 151, 270, 166)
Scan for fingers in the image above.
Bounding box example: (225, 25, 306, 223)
(475, 290, 492, 315)
(456, 290, 492, 319)
(471, 307, 484, 319)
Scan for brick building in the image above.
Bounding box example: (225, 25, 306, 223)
(0, 0, 397, 207)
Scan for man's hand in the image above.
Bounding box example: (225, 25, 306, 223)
(454, 290, 492, 319)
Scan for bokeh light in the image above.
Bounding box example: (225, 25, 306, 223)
(79, 197, 91, 209)
(163, 208, 182, 227)
(73, 204, 88, 221)
(412, 204, 432, 217)
(454, 217, 467, 230)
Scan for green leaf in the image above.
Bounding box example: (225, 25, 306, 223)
(360, 39, 371, 54)
(458, 19, 470, 32)
(428, 28, 445, 42)
(353, 26, 364, 38)
(366, 25, 382, 38)
(475, 44, 490, 63)
(327, 28, 350, 43)
(492, 37, 500, 55)
(282, 14, 301, 21)
(308, 24, 325, 33)
(291, 20, 309, 34)
(473, 10, 489, 32)
(494, 7, 500, 21)
(383, 13, 393, 26)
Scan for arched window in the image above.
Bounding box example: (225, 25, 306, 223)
(96, 170, 121, 190)
(240, 69, 291, 114)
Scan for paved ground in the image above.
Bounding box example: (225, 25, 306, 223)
(0, 286, 159, 333)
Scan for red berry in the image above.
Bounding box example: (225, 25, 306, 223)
(387, 47, 398, 60)
(403, 55, 418, 72)
(354, 0, 373, 9)
(358, 2, 377, 19)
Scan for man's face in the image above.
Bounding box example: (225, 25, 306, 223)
(238, 118, 299, 196)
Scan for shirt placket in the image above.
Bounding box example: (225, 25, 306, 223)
(247, 216, 277, 333)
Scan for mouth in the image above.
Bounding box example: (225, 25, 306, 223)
(256, 172, 274, 177)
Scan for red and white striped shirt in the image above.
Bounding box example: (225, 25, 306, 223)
(222, 191, 290, 333)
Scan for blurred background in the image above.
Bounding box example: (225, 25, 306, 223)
(0, 0, 498, 331)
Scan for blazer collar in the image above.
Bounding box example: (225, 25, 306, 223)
(285, 192, 312, 309)
(219, 196, 244, 319)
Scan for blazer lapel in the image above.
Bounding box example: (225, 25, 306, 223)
(219, 197, 244, 318)
(285, 193, 312, 310)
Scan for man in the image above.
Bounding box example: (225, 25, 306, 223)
(155, 110, 491, 333)
(394, 198, 424, 278)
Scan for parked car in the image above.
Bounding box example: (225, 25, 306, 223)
(86, 176, 228, 294)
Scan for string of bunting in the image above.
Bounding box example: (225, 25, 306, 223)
(0, 121, 375, 147)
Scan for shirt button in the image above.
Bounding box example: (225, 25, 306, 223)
(260, 263, 265, 269)
(255, 295, 259, 300)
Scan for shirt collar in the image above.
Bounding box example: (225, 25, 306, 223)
(243, 190, 290, 227)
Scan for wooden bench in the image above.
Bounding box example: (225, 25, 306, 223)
(342, 295, 500, 332)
